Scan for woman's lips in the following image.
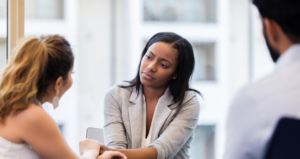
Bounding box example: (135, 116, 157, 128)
(142, 72, 154, 80)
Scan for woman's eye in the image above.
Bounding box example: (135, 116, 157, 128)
(146, 55, 151, 59)
(161, 63, 167, 68)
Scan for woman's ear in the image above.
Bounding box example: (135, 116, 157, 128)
(54, 76, 63, 92)
(172, 73, 178, 80)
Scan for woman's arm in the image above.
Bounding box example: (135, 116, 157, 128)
(14, 105, 99, 159)
(104, 91, 128, 149)
(148, 95, 200, 159)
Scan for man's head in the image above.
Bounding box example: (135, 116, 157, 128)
(253, 0, 300, 62)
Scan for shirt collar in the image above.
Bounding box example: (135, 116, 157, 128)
(276, 44, 300, 68)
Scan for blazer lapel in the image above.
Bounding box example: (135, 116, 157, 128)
(150, 88, 173, 141)
(128, 87, 144, 148)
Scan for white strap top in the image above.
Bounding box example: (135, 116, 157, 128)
(0, 136, 42, 159)
(140, 96, 158, 148)
(0, 98, 98, 159)
(0, 97, 42, 159)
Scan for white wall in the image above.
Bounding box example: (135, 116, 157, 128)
(76, 0, 112, 143)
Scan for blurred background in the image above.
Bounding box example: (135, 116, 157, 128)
(0, 0, 275, 158)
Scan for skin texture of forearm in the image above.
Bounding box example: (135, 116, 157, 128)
(109, 147, 157, 159)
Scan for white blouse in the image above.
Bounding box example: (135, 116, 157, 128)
(140, 95, 158, 148)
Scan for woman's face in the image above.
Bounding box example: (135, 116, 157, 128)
(140, 42, 178, 89)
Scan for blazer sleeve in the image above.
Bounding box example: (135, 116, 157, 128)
(103, 90, 127, 149)
(148, 94, 200, 159)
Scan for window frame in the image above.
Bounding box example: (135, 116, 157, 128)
(6, 0, 25, 61)
(142, 0, 218, 23)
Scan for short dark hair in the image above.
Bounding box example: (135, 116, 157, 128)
(121, 32, 201, 108)
(253, 0, 300, 43)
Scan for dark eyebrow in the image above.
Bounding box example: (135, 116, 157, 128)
(161, 58, 172, 65)
(150, 51, 155, 57)
(149, 51, 172, 65)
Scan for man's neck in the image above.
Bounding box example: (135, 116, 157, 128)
(278, 35, 297, 55)
(279, 43, 293, 55)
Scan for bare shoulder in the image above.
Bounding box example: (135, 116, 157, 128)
(15, 103, 51, 125)
(12, 103, 56, 137)
(3, 104, 78, 159)
(2, 103, 56, 143)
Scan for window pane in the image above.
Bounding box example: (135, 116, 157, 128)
(143, 0, 217, 22)
(25, 0, 64, 19)
(58, 124, 64, 136)
(0, 0, 6, 74)
(0, 0, 6, 18)
(190, 125, 215, 159)
(0, 38, 6, 72)
(192, 42, 216, 81)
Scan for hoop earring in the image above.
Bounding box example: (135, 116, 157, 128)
(53, 90, 60, 109)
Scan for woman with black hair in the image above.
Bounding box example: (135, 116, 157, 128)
(102, 32, 201, 159)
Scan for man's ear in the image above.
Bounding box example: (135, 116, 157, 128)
(264, 18, 294, 53)
(264, 18, 279, 47)
(54, 76, 63, 92)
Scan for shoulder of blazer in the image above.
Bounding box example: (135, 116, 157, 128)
(184, 91, 199, 103)
(106, 82, 135, 102)
(168, 90, 200, 110)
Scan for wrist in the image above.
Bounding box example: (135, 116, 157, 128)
(103, 145, 112, 151)
(107, 147, 113, 151)
(82, 149, 98, 158)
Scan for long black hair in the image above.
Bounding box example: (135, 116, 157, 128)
(121, 32, 201, 108)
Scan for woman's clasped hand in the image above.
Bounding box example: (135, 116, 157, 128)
(79, 139, 126, 159)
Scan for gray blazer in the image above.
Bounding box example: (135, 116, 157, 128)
(103, 82, 200, 159)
